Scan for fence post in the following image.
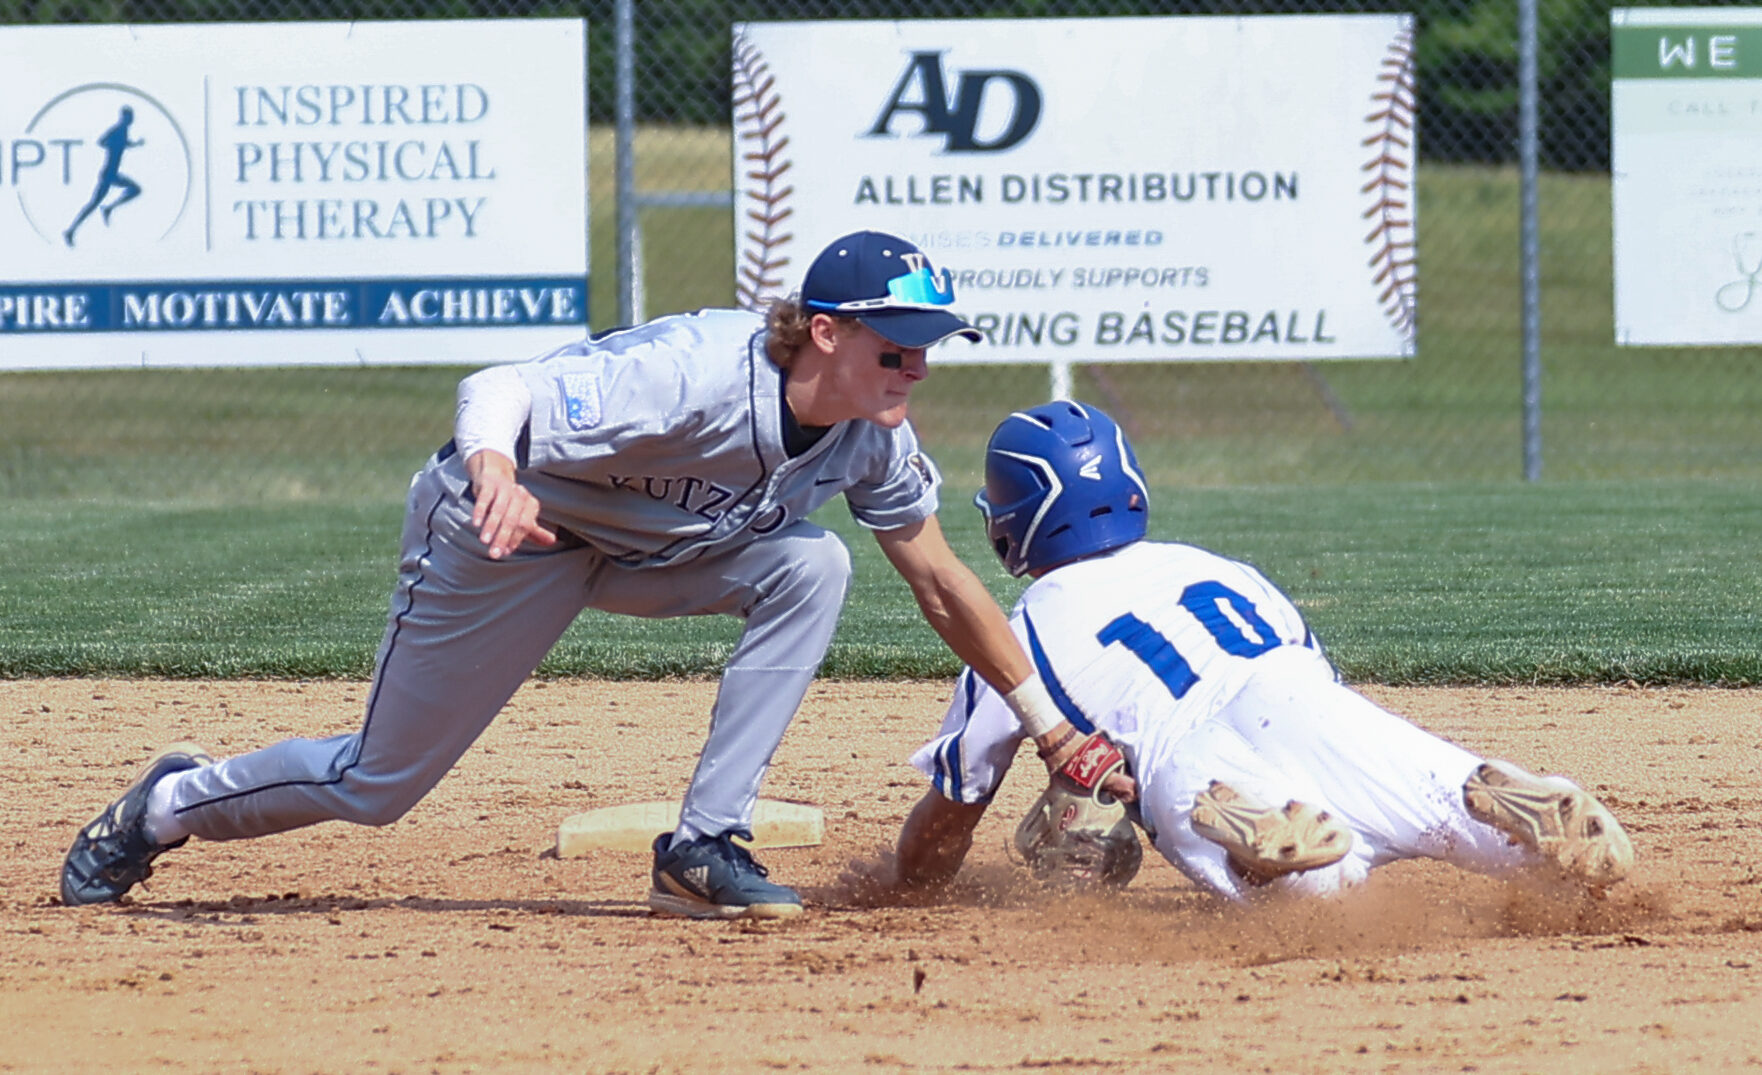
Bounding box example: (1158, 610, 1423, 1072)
(614, 0, 638, 328)
(1519, 0, 1543, 482)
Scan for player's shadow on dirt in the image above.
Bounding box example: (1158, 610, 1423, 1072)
(120, 893, 656, 920)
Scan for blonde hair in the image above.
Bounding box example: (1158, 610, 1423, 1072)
(763, 296, 856, 369)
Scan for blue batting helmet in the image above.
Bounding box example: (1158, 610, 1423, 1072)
(975, 401, 1150, 577)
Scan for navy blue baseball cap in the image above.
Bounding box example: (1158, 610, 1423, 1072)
(800, 231, 982, 348)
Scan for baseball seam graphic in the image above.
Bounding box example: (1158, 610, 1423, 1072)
(1362, 26, 1418, 341)
(731, 31, 795, 310)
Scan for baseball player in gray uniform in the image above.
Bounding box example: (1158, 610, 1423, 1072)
(60, 231, 1126, 920)
(894, 401, 1634, 903)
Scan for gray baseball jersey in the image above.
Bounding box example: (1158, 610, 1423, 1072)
(432, 308, 942, 565)
(163, 308, 943, 848)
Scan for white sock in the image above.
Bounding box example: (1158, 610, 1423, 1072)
(142, 772, 191, 847)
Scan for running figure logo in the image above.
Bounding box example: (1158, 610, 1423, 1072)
(63, 106, 144, 247)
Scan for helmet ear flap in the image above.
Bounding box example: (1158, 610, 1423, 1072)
(974, 455, 1053, 578)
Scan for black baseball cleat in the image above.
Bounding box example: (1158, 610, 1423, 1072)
(648, 831, 803, 920)
(60, 742, 213, 906)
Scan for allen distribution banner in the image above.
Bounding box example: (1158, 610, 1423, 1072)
(731, 16, 1417, 363)
(1613, 8, 1762, 346)
(0, 20, 588, 369)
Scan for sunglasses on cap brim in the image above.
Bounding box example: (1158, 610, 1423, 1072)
(805, 267, 957, 314)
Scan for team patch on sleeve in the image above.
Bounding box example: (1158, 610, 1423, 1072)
(907, 452, 938, 489)
(561, 372, 602, 430)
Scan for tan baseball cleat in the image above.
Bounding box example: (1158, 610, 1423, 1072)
(1190, 781, 1353, 884)
(1463, 760, 1634, 886)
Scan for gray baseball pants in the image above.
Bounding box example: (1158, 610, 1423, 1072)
(166, 462, 852, 844)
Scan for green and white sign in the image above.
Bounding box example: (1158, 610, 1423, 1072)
(1613, 8, 1762, 345)
(0, 21, 589, 370)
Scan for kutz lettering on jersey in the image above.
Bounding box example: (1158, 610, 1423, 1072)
(608, 474, 739, 521)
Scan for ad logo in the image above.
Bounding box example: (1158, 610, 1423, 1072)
(15, 83, 193, 249)
(867, 51, 1041, 153)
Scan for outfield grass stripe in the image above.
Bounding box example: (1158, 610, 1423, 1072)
(4, 481, 1755, 685)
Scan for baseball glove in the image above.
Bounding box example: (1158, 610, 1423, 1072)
(1013, 733, 1142, 889)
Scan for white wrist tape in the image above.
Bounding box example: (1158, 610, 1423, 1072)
(1002, 674, 1062, 739)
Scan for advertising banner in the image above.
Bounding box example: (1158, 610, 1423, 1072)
(0, 20, 588, 369)
(1613, 8, 1762, 345)
(731, 16, 1417, 363)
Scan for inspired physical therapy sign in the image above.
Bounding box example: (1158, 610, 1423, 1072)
(0, 20, 588, 369)
(1612, 8, 1762, 345)
(731, 16, 1417, 362)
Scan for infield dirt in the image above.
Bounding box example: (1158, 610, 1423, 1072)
(3, 678, 1760, 1074)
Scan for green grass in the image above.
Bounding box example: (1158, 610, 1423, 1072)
(2, 481, 1756, 684)
(0, 366, 459, 504)
(3, 152, 1759, 684)
(1216, 480, 1762, 686)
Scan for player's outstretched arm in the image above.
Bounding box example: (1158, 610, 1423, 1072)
(873, 516, 1029, 687)
(896, 791, 989, 889)
(874, 517, 1135, 801)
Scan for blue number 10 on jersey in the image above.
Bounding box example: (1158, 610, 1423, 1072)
(1099, 580, 1286, 701)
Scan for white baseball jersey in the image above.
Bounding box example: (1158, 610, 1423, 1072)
(912, 539, 1533, 901)
(913, 540, 1325, 805)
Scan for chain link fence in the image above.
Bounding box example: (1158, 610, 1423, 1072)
(3, 0, 1757, 499)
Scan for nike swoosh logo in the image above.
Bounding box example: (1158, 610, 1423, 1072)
(815, 477, 843, 486)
